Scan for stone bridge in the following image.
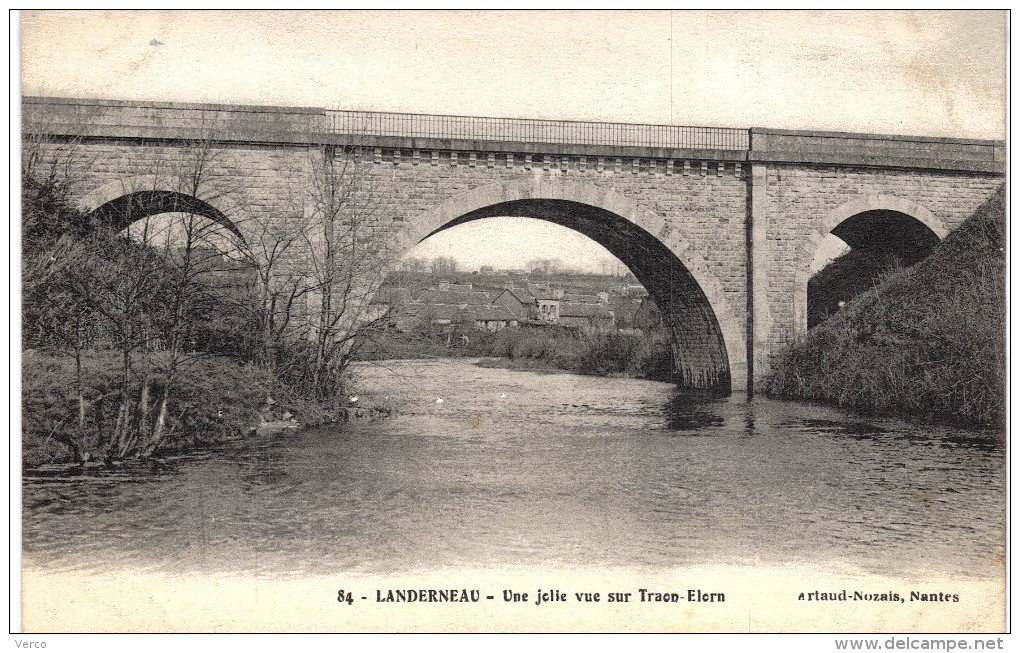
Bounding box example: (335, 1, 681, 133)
(23, 96, 1005, 393)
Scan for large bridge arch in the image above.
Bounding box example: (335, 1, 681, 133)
(793, 194, 947, 338)
(387, 178, 746, 392)
(78, 175, 250, 241)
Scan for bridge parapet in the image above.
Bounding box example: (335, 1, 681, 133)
(23, 96, 325, 145)
(749, 127, 1004, 174)
(326, 109, 748, 150)
(23, 96, 1005, 174)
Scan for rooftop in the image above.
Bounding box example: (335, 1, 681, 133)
(463, 305, 518, 322)
(416, 289, 494, 306)
(560, 303, 614, 319)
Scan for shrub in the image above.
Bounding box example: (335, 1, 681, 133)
(22, 351, 272, 466)
(761, 186, 1006, 427)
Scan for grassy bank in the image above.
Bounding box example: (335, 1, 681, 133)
(21, 351, 387, 468)
(486, 328, 675, 380)
(356, 328, 483, 360)
(22, 352, 272, 467)
(761, 187, 1006, 427)
(358, 326, 676, 382)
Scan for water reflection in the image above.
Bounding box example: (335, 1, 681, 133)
(799, 418, 887, 437)
(661, 389, 726, 432)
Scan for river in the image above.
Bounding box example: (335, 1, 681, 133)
(22, 358, 1004, 581)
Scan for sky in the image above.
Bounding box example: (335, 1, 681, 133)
(408, 217, 622, 273)
(19, 10, 1007, 272)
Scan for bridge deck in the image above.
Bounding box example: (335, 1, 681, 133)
(22, 96, 1005, 173)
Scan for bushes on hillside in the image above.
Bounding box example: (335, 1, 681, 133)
(356, 323, 677, 382)
(483, 327, 675, 381)
(761, 186, 1006, 427)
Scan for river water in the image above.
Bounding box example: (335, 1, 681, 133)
(22, 358, 1004, 580)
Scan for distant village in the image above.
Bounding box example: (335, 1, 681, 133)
(368, 258, 663, 336)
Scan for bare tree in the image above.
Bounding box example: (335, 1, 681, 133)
(22, 112, 396, 463)
(222, 191, 317, 373)
(64, 221, 172, 458)
(141, 144, 229, 454)
(301, 144, 391, 401)
(27, 122, 250, 460)
(24, 238, 98, 460)
(21, 111, 105, 460)
(401, 256, 427, 273)
(429, 255, 458, 277)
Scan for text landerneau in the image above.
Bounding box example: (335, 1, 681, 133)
(376, 588, 481, 603)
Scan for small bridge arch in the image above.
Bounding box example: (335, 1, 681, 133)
(793, 194, 947, 338)
(79, 175, 249, 241)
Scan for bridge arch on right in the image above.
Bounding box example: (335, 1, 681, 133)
(793, 194, 948, 338)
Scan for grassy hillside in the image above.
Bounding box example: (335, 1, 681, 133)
(761, 186, 1006, 427)
(807, 248, 909, 329)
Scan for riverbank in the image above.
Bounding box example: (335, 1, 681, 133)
(761, 187, 1005, 427)
(21, 351, 392, 468)
(21, 351, 265, 467)
(357, 327, 676, 382)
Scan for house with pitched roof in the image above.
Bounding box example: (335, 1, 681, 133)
(558, 302, 615, 330)
(416, 288, 494, 306)
(492, 288, 538, 321)
(463, 304, 519, 331)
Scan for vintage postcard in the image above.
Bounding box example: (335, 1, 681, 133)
(15, 10, 1007, 636)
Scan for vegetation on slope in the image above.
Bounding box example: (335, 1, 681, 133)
(761, 186, 1006, 427)
(22, 134, 387, 467)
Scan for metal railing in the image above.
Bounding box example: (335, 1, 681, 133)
(327, 110, 749, 151)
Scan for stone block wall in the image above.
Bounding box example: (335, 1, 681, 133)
(55, 141, 312, 225)
(760, 162, 1004, 359)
